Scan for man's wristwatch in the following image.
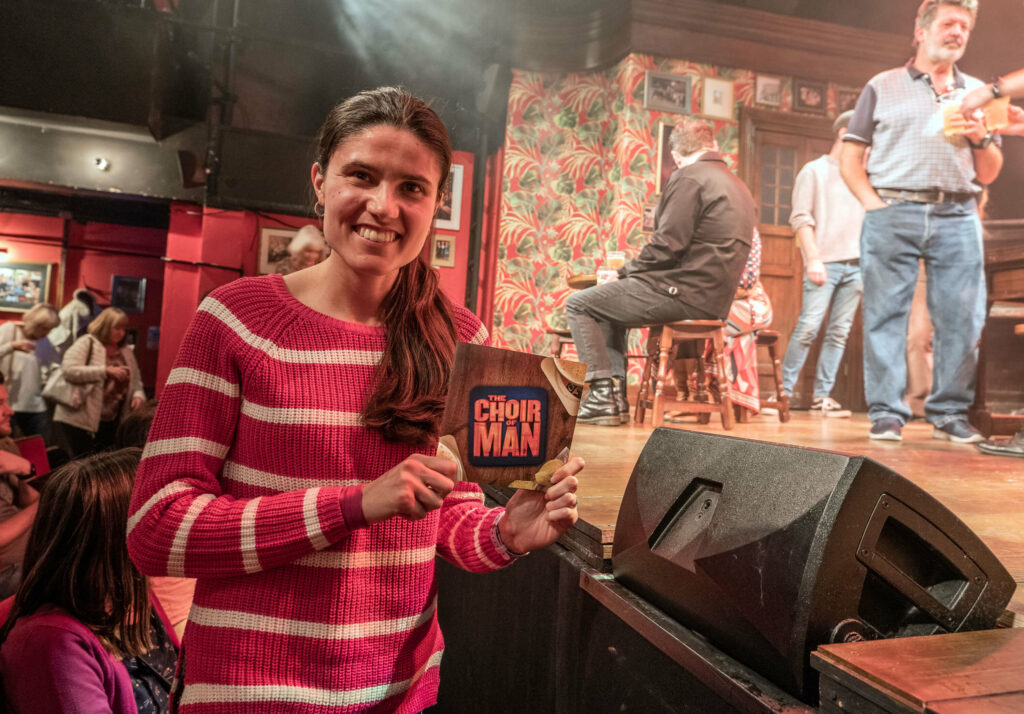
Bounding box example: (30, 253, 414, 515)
(990, 76, 1003, 99)
(969, 132, 995, 150)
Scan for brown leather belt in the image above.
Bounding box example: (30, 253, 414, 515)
(876, 187, 977, 204)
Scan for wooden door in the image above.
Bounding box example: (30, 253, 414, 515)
(740, 108, 866, 411)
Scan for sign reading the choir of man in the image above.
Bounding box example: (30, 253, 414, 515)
(438, 344, 585, 490)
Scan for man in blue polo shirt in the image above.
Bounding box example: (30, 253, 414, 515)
(840, 0, 1002, 443)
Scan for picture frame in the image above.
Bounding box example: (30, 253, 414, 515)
(0, 262, 51, 313)
(836, 85, 862, 114)
(755, 75, 783, 108)
(642, 204, 657, 232)
(643, 70, 692, 115)
(431, 234, 456, 268)
(701, 77, 734, 120)
(655, 120, 677, 195)
(259, 227, 298, 275)
(793, 78, 827, 115)
(435, 163, 464, 231)
(110, 276, 147, 314)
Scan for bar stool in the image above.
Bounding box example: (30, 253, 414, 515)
(753, 329, 790, 423)
(544, 328, 574, 358)
(634, 320, 734, 430)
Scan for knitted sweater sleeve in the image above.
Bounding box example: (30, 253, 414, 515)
(431, 312, 518, 572)
(127, 295, 366, 579)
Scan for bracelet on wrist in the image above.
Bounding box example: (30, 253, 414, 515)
(494, 515, 528, 558)
(990, 76, 1003, 99)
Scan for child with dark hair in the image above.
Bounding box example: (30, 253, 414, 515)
(0, 449, 178, 713)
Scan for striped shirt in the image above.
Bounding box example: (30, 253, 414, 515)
(844, 62, 991, 194)
(127, 274, 512, 713)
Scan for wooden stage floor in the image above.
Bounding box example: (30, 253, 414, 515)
(570, 410, 1024, 616)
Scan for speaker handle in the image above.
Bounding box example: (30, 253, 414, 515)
(857, 494, 986, 630)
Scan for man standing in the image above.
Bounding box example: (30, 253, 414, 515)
(782, 110, 864, 417)
(840, 0, 1001, 442)
(566, 117, 755, 425)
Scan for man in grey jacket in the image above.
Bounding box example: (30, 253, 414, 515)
(566, 117, 755, 426)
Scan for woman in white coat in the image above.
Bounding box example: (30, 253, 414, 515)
(53, 308, 144, 457)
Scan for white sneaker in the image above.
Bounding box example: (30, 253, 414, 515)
(810, 396, 851, 418)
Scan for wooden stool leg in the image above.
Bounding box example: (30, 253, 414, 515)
(767, 342, 791, 423)
(735, 404, 751, 423)
(712, 330, 735, 430)
(635, 330, 658, 424)
(651, 327, 674, 428)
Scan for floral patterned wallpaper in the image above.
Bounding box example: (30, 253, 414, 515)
(490, 51, 841, 382)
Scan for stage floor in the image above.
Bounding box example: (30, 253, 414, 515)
(571, 410, 1024, 616)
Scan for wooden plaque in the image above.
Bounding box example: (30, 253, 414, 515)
(438, 344, 586, 490)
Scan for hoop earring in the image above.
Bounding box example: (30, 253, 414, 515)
(314, 201, 325, 218)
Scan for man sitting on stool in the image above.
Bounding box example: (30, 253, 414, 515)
(566, 117, 756, 426)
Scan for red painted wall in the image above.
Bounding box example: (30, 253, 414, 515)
(422, 150, 473, 307)
(0, 212, 167, 390)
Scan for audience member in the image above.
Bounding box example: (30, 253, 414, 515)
(566, 116, 755, 426)
(782, 111, 864, 418)
(53, 307, 145, 457)
(0, 449, 178, 713)
(0, 374, 39, 599)
(0, 303, 61, 439)
(126, 87, 581, 712)
(840, 0, 1000, 443)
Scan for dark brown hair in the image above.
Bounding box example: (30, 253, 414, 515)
(314, 87, 457, 445)
(0, 448, 151, 657)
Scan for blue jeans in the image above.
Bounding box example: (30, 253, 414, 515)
(860, 198, 985, 427)
(781, 262, 863, 399)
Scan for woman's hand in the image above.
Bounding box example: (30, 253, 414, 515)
(499, 457, 583, 555)
(131, 396, 145, 410)
(11, 340, 35, 353)
(361, 454, 456, 524)
(106, 365, 129, 382)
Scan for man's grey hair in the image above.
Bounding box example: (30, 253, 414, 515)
(669, 117, 715, 156)
(915, 0, 978, 33)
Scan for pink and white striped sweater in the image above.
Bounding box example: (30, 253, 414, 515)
(127, 274, 515, 713)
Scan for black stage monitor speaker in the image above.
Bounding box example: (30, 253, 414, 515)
(612, 428, 1016, 703)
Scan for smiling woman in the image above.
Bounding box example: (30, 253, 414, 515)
(125, 87, 583, 714)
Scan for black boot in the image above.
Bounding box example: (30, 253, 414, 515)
(613, 377, 630, 424)
(577, 378, 621, 426)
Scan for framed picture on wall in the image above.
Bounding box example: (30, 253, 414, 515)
(435, 164, 464, 231)
(642, 204, 657, 232)
(755, 75, 783, 107)
(836, 85, 862, 114)
(111, 276, 147, 314)
(0, 262, 51, 313)
(643, 70, 692, 114)
(430, 234, 456, 268)
(655, 120, 677, 195)
(793, 78, 827, 115)
(701, 77, 734, 120)
(258, 227, 298, 274)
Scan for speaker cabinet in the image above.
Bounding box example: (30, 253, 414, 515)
(612, 428, 1015, 703)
